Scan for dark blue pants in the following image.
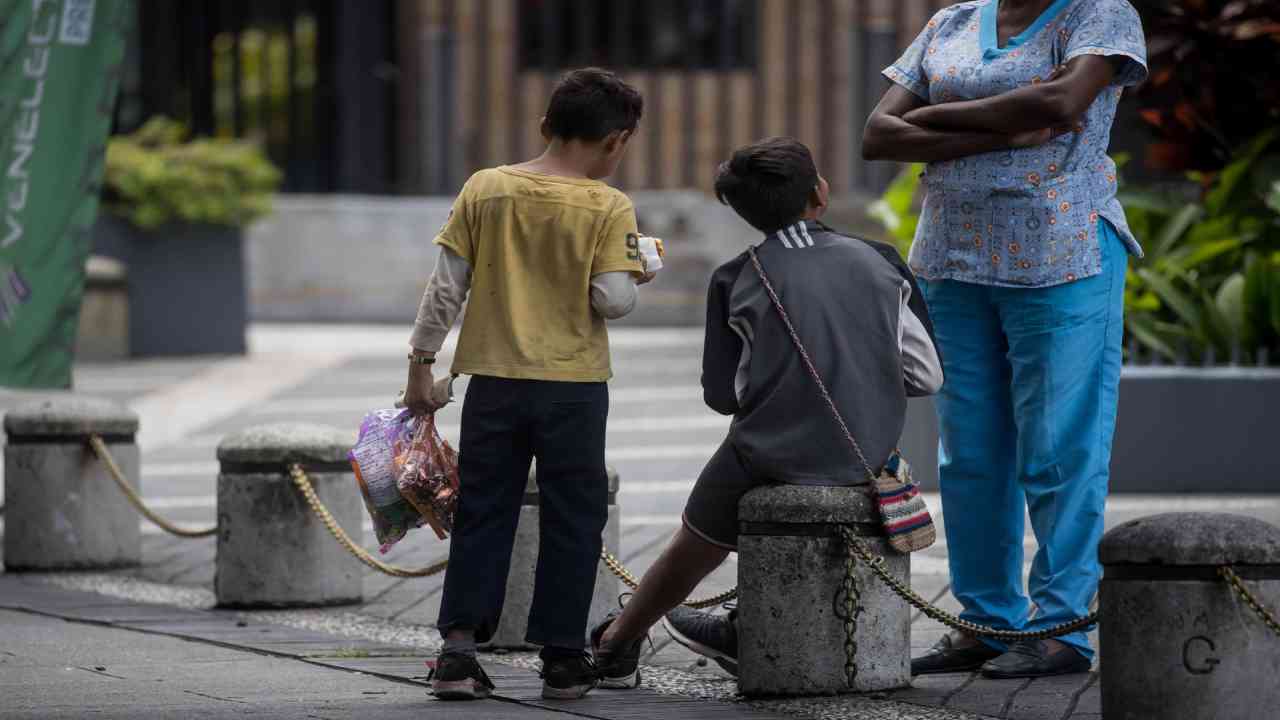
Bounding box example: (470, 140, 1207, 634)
(437, 376, 609, 651)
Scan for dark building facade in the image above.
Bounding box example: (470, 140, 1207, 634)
(116, 1, 980, 197)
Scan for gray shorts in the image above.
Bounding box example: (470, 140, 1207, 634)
(681, 437, 769, 551)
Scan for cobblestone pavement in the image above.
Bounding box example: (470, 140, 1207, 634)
(4, 324, 1279, 719)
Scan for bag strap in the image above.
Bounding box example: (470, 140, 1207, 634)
(746, 245, 879, 484)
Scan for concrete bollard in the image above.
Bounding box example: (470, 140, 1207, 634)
(737, 485, 911, 696)
(215, 423, 362, 608)
(485, 466, 621, 649)
(2, 396, 141, 570)
(1099, 512, 1280, 719)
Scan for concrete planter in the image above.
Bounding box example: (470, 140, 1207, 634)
(901, 366, 1280, 493)
(245, 192, 754, 326)
(93, 215, 247, 357)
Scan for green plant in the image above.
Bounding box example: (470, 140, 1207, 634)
(1120, 128, 1280, 363)
(866, 163, 925, 260)
(103, 116, 282, 230)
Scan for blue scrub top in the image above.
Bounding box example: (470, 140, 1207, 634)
(884, 0, 1148, 288)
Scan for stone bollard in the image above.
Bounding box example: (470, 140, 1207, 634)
(737, 485, 911, 696)
(1099, 512, 1280, 719)
(3, 396, 141, 570)
(215, 423, 362, 607)
(485, 466, 621, 649)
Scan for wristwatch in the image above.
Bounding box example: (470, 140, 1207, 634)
(408, 353, 436, 365)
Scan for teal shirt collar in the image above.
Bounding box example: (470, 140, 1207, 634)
(980, 0, 1074, 61)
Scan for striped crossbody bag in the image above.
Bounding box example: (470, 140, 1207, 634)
(746, 246, 936, 553)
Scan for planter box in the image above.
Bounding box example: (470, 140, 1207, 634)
(92, 215, 246, 357)
(901, 367, 1280, 494)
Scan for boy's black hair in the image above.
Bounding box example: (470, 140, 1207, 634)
(714, 137, 819, 233)
(545, 68, 644, 142)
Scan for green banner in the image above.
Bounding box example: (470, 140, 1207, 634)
(0, 0, 131, 388)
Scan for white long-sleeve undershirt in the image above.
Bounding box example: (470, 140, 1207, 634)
(409, 247, 639, 353)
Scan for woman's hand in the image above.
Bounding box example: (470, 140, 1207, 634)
(1010, 122, 1077, 149)
(897, 56, 1116, 135)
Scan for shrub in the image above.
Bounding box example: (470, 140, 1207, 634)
(102, 117, 282, 230)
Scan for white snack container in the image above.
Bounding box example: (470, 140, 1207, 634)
(638, 235, 663, 272)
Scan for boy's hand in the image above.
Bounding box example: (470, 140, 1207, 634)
(636, 270, 658, 285)
(404, 356, 448, 415)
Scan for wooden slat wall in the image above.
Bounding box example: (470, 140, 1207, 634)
(430, 0, 945, 195)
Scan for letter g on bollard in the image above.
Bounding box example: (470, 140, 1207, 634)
(1099, 512, 1280, 719)
(1181, 636, 1220, 675)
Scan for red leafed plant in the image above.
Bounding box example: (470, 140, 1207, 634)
(1135, 0, 1280, 173)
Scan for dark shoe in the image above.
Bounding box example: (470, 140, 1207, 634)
(428, 652, 494, 700)
(590, 610, 645, 689)
(911, 632, 1003, 675)
(981, 640, 1091, 679)
(662, 606, 738, 676)
(540, 651, 598, 700)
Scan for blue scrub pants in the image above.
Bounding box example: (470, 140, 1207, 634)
(919, 221, 1127, 660)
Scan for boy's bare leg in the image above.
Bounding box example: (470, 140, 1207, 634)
(598, 526, 730, 650)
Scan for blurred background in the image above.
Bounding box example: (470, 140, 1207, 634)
(82, 0, 1276, 353)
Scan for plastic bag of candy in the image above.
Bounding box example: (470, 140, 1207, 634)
(395, 414, 460, 540)
(349, 408, 424, 552)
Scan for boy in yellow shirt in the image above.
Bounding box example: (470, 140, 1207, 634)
(402, 68, 650, 701)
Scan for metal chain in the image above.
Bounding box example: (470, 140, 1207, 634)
(1220, 566, 1280, 638)
(833, 535, 863, 686)
(290, 464, 449, 578)
(600, 550, 739, 609)
(88, 434, 218, 538)
(838, 527, 1098, 642)
(290, 462, 736, 599)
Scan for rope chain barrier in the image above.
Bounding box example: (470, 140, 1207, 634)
(1220, 566, 1280, 638)
(838, 526, 1098, 642)
(290, 464, 448, 578)
(88, 436, 1276, 641)
(600, 550, 739, 610)
(835, 535, 863, 687)
(88, 434, 217, 538)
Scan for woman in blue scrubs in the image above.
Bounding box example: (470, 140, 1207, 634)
(862, 0, 1147, 678)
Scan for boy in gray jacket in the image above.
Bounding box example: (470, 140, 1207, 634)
(590, 137, 942, 686)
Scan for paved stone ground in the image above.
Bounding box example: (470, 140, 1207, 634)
(0, 575, 799, 720)
(4, 324, 1280, 719)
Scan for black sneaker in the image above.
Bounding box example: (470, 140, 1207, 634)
(540, 651, 598, 700)
(662, 606, 738, 676)
(427, 652, 494, 700)
(590, 610, 645, 689)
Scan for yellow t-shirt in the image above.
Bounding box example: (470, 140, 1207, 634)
(435, 166, 643, 382)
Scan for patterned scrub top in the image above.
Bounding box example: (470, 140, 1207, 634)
(884, 0, 1148, 288)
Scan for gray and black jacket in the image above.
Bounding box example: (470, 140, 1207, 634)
(702, 220, 943, 486)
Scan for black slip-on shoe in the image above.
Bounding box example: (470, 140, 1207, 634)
(911, 632, 1004, 675)
(980, 640, 1091, 679)
(428, 652, 495, 700)
(540, 651, 598, 700)
(662, 606, 738, 677)
(590, 609, 645, 689)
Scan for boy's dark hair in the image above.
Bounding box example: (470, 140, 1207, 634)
(714, 137, 818, 232)
(545, 68, 644, 142)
